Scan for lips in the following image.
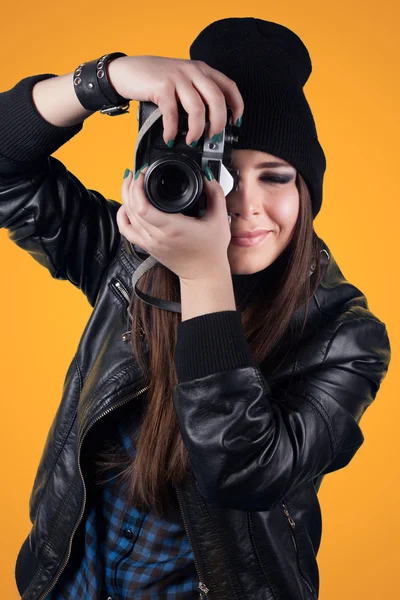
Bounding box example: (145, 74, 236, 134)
(230, 231, 271, 247)
(231, 229, 270, 239)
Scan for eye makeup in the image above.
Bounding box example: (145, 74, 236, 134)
(259, 174, 295, 184)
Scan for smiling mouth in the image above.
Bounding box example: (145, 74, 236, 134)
(230, 231, 271, 247)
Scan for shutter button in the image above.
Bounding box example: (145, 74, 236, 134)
(124, 528, 133, 539)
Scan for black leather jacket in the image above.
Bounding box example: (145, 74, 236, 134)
(0, 155, 390, 600)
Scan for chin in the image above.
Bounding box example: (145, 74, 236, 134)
(228, 234, 283, 270)
(227, 253, 275, 275)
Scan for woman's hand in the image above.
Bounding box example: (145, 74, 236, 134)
(107, 55, 244, 145)
(116, 165, 232, 282)
(112, 54, 243, 280)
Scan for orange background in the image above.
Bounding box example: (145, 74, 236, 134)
(1, 1, 398, 598)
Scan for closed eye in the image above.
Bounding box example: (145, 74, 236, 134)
(259, 175, 294, 185)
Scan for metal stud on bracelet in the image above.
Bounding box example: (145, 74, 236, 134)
(73, 53, 131, 116)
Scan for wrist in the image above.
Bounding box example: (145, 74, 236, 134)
(179, 262, 236, 322)
(72, 53, 130, 116)
(107, 55, 131, 99)
(179, 260, 232, 287)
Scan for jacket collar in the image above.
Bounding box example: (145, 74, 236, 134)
(315, 239, 368, 316)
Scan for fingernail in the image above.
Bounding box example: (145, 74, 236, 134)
(235, 116, 243, 127)
(211, 132, 223, 143)
(203, 166, 214, 181)
(134, 162, 149, 180)
(123, 168, 131, 179)
(189, 139, 199, 147)
(167, 139, 175, 148)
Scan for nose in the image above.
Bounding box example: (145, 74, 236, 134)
(230, 206, 262, 218)
(227, 181, 264, 218)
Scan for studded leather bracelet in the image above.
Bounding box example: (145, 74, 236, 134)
(73, 52, 131, 116)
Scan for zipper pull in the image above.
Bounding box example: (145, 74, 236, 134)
(282, 501, 296, 528)
(198, 581, 210, 598)
(121, 323, 146, 342)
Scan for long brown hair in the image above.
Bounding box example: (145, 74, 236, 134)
(94, 172, 322, 518)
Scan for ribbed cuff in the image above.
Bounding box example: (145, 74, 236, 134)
(0, 74, 84, 164)
(175, 310, 256, 383)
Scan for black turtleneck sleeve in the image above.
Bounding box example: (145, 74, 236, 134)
(174, 272, 262, 383)
(0, 73, 83, 168)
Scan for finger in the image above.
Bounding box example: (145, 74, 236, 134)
(116, 203, 130, 230)
(165, 75, 206, 147)
(129, 166, 152, 218)
(121, 167, 150, 223)
(183, 67, 228, 141)
(196, 62, 245, 132)
(202, 171, 229, 221)
(121, 170, 138, 224)
(154, 79, 180, 147)
(116, 204, 146, 248)
(121, 169, 134, 212)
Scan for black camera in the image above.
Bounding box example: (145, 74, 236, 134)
(133, 101, 240, 218)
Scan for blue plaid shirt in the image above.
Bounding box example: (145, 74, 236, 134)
(47, 400, 199, 599)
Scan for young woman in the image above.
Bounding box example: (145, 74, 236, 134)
(1, 17, 391, 600)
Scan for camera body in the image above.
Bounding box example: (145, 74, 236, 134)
(134, 101, 240, 218)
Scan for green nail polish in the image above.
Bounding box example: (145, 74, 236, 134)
(189, 139, 199, 148)
(123, 168, 130, 179)
(204, 166, 214, 181)
(235, 115, 243, 127)
(134, 163, 149, 180)
(211, 132, 222, 143)
(167, 139, 175, 148)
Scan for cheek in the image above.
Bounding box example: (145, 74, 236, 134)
(272, 189, 299, 228)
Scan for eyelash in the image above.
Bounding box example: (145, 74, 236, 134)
(259, 175, 293, 185)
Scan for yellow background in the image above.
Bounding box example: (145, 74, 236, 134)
(1, 1, 398, 598)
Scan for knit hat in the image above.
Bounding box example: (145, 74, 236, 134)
(189, 17, 326, 219)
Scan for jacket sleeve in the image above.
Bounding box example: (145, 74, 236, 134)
(0, 73, 121, 308)
(172, 310, 391, 511)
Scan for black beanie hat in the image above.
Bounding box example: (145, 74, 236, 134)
(189, 17, 327, 219)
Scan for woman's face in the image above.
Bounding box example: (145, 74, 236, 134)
(226, 149, 300, 275)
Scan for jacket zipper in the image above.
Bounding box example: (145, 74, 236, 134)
(40, 278, 201, 599)
(37, 384, 150, 600)
(111, 277, 145, 341)
(114, 275, 209, 597)
(113, 278, 131, 304)
(281, 500, 316, 598)
(174, 486, 210, 599)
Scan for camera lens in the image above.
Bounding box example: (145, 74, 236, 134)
(145, 156, 202, 214)
(156, 165, 190, 202)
